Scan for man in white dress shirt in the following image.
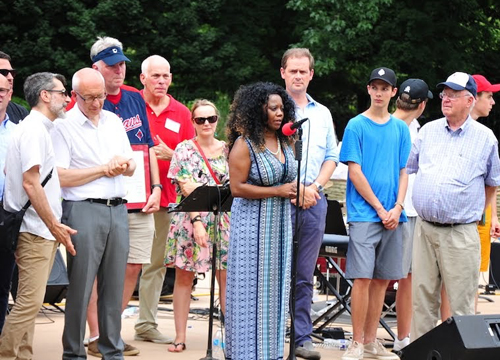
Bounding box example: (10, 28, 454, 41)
(52, 68, 136, 360)
(0, 72, 76, 360)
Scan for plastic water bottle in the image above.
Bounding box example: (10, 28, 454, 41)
(213, 329, 225, 359)
(322, 338, 351, 350)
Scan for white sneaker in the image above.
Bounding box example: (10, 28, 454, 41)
(364, 339, 400, 359)
(341, 341, 364, 360)
(392, 336, 409, 351)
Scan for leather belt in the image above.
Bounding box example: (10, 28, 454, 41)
(84, 198, 127, 207)
(423, 220, 474, 227)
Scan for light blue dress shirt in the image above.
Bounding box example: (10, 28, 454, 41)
(407, 116, 500, 224)
(294, 94, 339, 184)
(0, 114, 17, 200)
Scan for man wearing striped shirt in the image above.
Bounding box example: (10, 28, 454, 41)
(407, 72, 500, 341)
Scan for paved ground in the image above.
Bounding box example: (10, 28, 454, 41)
(21, 271, 500, 359)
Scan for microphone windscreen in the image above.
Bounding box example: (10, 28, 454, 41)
(282, 122, 296, 136)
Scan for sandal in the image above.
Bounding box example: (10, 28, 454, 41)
(168, 342, 186, 352)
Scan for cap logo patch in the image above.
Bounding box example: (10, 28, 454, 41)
(404, 86, 411, 92)
(378, 69, 385, 76)
(112, 48, 118, 53)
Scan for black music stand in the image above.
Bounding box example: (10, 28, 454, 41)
(168, 184, 233, 360)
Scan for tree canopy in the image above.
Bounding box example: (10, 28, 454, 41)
(2, 0, 500, 138)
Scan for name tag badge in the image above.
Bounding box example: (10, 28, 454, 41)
(165, 118, 180, 133)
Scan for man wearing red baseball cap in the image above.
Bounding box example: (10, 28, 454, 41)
(471, 74, 500, 295)
(471, 74, 500, 120)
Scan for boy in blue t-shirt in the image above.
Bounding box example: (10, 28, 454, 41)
(339, 67, 411, 360)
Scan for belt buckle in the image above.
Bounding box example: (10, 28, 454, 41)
(106, 199, 112, 207)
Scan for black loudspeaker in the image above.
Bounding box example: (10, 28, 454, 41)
(400, 315, 500, 360)
(134, 267, 176, 298)
(489, 242, 500, 289)
(44, 249, 69, 305)
(11, 248, 69, 306)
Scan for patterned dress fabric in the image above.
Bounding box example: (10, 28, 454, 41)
(226, 138, 297, 360)
(165, 139, 230, 272)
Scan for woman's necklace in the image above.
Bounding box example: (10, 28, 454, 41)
(266, 136, 281, 156)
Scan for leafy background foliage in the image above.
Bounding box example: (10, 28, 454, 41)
(2, 0, 500, 140)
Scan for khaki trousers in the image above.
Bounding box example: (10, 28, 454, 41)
(135, 208, 171, 334)
(411, 218, 479, 341)
(0, 233, 57, 360)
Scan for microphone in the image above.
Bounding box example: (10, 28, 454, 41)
(282, 118, 309, 136)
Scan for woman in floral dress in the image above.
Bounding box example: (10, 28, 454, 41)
(165, 99, 230, 353)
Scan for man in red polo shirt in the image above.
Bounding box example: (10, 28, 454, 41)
(134, 54, 194, 342)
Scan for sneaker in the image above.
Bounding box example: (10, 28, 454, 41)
(134, 328, 174, 344)
(295, 340, 321, 360)
(341, 341, 364, 360)
(87, 340, 102, 358)
(392, 336, 410, 352)
(123, 343, 140, 356)
(364, 340, 400, 359)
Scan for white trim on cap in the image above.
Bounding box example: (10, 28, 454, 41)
(446, 72, 469, 87)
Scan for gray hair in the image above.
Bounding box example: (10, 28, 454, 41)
(90, 36, 123, 61)
(141, 55, 171, 74)
(23, 72, 66, 108)
(467, 90, 476, 113)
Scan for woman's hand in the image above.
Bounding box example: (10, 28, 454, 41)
(178, 179, 200, 197)
(291, 184, 320, 209)
(193, 221, 209, 247)
(278, 181, 297, 199)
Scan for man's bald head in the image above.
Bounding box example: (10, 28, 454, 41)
(140, 55, 172, 100)
(141, 55, 170, 75)
(72, 68, 105, 93)
(72, 68, 106, 120)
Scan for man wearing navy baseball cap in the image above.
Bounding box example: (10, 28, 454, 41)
(407, 72, 500, 341)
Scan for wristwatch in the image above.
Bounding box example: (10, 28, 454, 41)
(313, 181, 324, 193)
(151, 184, 163, 191)
(395, 202, 405, 210)
(191, 215, 202, 224)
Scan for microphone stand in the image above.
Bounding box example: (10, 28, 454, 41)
(289, 127, 303, 360)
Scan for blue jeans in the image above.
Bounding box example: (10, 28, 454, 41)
(291, 196, 327, 346)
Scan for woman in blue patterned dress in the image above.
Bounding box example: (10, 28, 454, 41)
(225, 82, 298, 359)
(165, 99, 230, 353)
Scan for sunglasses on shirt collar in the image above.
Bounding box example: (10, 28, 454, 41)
(193, 115, 218, 125)
(0, 69, 17, 78)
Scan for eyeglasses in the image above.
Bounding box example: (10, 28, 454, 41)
(0, 69, 17, 78)
(75, 91, 107, 104)
(0, 87, 12, 96)
(193, 115, 218, 125)
(439, 92, 470, 101)
(45, 89, 68, 96)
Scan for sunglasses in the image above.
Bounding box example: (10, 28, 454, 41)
(193, 115, 218, 125)
(0, 69, 17, 78)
